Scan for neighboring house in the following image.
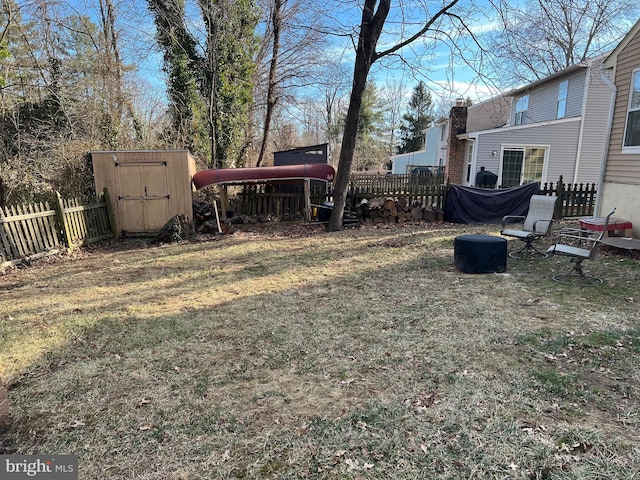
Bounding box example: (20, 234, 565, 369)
(390, 149, 431, 174)
(389, 119, 447, 174)
(597, 19, 640, 237)
(425, 118, 448, 173)
(390, 98, 508, 176)
(451, 56, 614, 188)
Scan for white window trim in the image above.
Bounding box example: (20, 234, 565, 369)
(622, 67, 640, 154)
(497, 144, 550, 187)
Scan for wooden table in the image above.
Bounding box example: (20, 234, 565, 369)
(579, 217, 633, 237)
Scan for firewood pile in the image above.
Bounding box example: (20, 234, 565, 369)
(193, 201, 224, 234)
(356, 197, 444, 225)
(193, 200, 305, 235)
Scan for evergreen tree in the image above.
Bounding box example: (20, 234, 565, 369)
(199, 0, 258, 168)
(397, 81, 434, 154)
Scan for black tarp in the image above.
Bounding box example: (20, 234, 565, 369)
(445, 182, 541, 224)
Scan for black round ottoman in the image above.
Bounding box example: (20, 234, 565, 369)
(454, 234, 507, 273)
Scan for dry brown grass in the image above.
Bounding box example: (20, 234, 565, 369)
(1, 221, 640, 479)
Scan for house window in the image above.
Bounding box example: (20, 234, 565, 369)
(501, 147, 546, 188)
(623, 69, 640, 149)
(514, 95, 529, 126)
(557, 80, 568, 119)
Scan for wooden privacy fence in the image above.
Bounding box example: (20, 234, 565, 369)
(231, 175, 596, 220)
(350, 174, 596, 218)
(0, 191, 115, 268)
(349, 173, 447, 210)
(235, 184, 332, 217)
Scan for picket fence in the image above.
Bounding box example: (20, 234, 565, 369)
(0, 191, 115, 268)
(1, 175, 598, 268)
(348, 174, 597, 219)
(349, 173, 447, 210)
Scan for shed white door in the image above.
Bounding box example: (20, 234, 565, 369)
(116, 162, 170, 233)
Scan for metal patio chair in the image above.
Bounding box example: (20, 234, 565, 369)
(546, 208, 616, 285)
(501, 195, 558, 259)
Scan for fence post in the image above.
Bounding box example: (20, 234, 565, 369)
(55, 191, 74, 250)
(555, 176, 564, 219)
(102, 188, 118, 238)
(304, 178, 311, 222)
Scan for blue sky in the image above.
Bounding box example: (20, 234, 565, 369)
(108, 0, 504, 106)
(34, 0, 502, 109)
(34, 0, 632, 118)
(321, 0, 507, 108)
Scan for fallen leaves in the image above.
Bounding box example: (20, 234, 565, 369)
(405, 391, 438, 413)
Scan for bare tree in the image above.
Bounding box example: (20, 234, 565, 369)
(379, 77, 407, 159)
(255, 0, 283, 166)
(328, 0, 465, 231)
(487, 0, 637, 86)
(252, 0, 328, 166)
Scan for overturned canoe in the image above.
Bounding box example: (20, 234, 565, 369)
(192, 164, 335, 189)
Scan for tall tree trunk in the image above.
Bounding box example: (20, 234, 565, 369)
(256, 0, 282, 167)
(99, 0, 124, 148)
(327, 0, 389, 231)
(327, 0, 459, 231)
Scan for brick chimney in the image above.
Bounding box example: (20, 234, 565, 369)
(447, 99, 468, 185)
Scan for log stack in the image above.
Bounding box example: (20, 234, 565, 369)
(356, 197, 444, 225)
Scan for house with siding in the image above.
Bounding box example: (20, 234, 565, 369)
(391, 97, 509, 177)
(451, 56, 615, 188)
(598, 19, 640, 237)
(390, 118, 447, 174)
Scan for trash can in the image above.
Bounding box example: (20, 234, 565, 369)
(318, 202, 334, 222)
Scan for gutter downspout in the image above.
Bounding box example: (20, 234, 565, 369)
(595, 71, 617, 217)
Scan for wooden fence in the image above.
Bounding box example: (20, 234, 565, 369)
(235, 184, 332, 217)
(537, 175, 597, 218)
(0, 191, 115, 268)
(231, 174, 597, 221)
(349, 174, 597, 218)
(349, 173, 447, 210)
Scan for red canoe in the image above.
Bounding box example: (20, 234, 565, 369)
(192, 164, 335, 189)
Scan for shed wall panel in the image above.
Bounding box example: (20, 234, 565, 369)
(92, 150, 196, 235)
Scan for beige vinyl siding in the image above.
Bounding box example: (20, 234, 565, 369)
(605, 30, 640, 184)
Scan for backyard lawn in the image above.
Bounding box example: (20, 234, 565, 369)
(1, 221, 639, 479)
